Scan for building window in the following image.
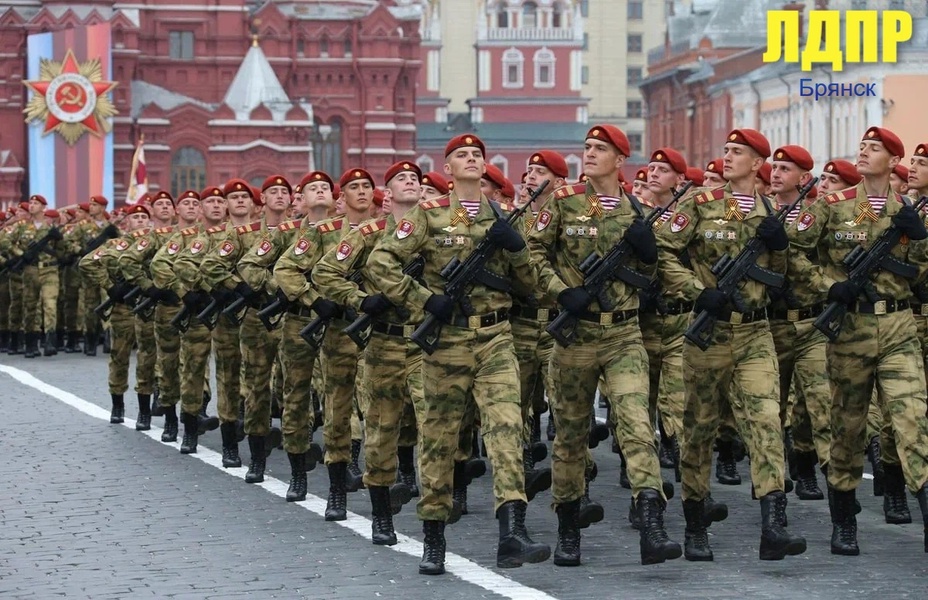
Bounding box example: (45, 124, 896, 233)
(497, 6, 508, 28)
(627, 100, 643, 118)
(417, 155, 434, 173)
(627, 67, 642, 85)
(320, 36, 329, 57)
(580, 0, 589, 18)
(312, 118, 343, 176)
(628, 133, 643, 154)
(581, 65, 589, 84)
(490, 155, 508, 176)
(565, 154, 582, 181)
(502, 47, 524, 88)
(170, 147, 206, 197)
(583, 33, 589, 50)
(344, 38, 352, 57)
(553, 6, 562, 28)
(169, 31, 194, 60)
(628, 1, 643, 20)
(522, 2, 538, 28)
(296, 37, 305, 57)
(534, 47, 555, 88)
(628, 34, 642, 53)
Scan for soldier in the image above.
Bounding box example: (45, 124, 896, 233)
(684, 168, 705, 188)
(527, 126, 679, 567)
(756, 162, 773, 196)
(766, 145, 830, 500)
(788, 127, 928, 555)
(481, 164, 516, 204)
(80, 195, 112, 355)
(703, 159, 725, 188)
(891, 164, 910, 196)
(908, 143, 928, 391)
(631, 167, 651, 201)
(58, 206, 87, 353)
(367, 134, 550, 575)
(16, 195, 60, 358)
(819, 160, 862, 195)
(420, 172, 450, 201)
(656, 128, 806, 561)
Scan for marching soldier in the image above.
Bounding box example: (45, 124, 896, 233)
(891, 164, 910, 196)
(58, 207, 87, 353)
(79, 195, 112, 355)
(420, 172, 449, 201)
(908, 143, 928, 391)
(819, 160, 861, 194)
(702, 159, 725, 188)
(16, 195, 59, 358)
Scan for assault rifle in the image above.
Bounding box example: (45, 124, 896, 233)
(2, 226, 64, 275)
(546, 181, 693, 347)
(814, 194, 928, 341)
(410, 180, 549, 355)
(343, 254, 424, 349)
(256, 294, 288, 332)
(93, 283, 142, 321)
(684, 177, 818, 350)
(132, 287, 180, 322)
(80, 224, 119, 257)
(298, 269, 364, 348)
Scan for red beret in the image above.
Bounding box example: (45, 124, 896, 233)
(807, 185, 818, 201)
(421, 171, 449, 195)
(915, 143, 928, 158)
(78, 202, 91, 212)
(685, 167, 705, 186)
(384, 161, 422, 186)
(250, 186, 263, 205)
(520, 171, 528, 183)
(332, 183, 341, 198)
(19, 202, 28, 211)
(823, 160, 861, 185)
(705, 158, 723, 174)
(773, 145, 814, 171)
(634, 168, 648, 183)
(262, 175, 292, 194)
(339, 168, 375, 189)
(200, 186, 225, 199)
(177, 190, 201, 202)
(372, 188, 385, 207)
(727, 128, 771, 159)
(137, 193, 152, 206)
(224, 179, 261, 205)
(622, 181, 634, 195)
(586, 124, 630, 157)
(298, 171, 334, 192)
(43, 209, 59, 219)
(649, 148, 687, 174)
(66, 208, 76, 218)
(863, 126, 904, 158)
(152, 190, 174, 205)
(90, 195, 108, 207)
(0, 211, 6, 220)
(483, 164, 509, 190)
(893, 164, 909, 181)
(501, 178, 515, 199)
(528, 150, 569, 178)
(125, 204, 151, 217)
(444, 133, 486, 158)
(757, 162, 772, 185)
(30, 194, 47, 206)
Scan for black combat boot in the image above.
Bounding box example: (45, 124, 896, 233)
(265, 427, 282, 457)
(196, 395, 219, 435)
(346, 439, 365, 492)
(588, 414, 609, 449)
(883, 462, 912, 524)
(683, 499, 713, 561)
(577, 467, 604, 529)
(8, 331, 22, 355)
(628, 496, 640, 530)
(388, 480, 413, 516)
(419, 520, 446, 575)
(531, 409, 542, 445)
(637, 489, 682, 565)
(56, 328, 65, 350)
(245, 436, 266, 483)
(867, 435, 884, 496)
(220, 422, 241, 468)
(546, 411, 556, 441)
(179, 412, 199, 454)
(24, 332, 39, 358)
(916, 485, 928, 553)
(109, 393, 125, 424)
(369, 486, 398, 546)
(42, 331, 57, 356)
(496, 500, 551, 568)
(304, 441, 323, 472)
(325, 462, 348, 521)
(759, 491, 807, 560)
(553, 499, 582, 566)
(135, 394, 151, 431)
(703, 493, 729, 526)
(0, 330, 9, 353)
(452, 461, 470, 515)
(151, 389, 164, 417)
(794, 450, 824, 500)
(83, 330, 96, 356)
(523, 446, 552, 502)
(658, 420, 675, 469)
(397, 445, 419, 497)
(716, 439, 741, 485)
(161, 405, 178, 442)
(286, 452, 307, 502)
(65, 331, 81, 353)
(829, 486, 860, 555)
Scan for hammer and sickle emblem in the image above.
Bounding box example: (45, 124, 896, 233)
(60, 84, 85, 107)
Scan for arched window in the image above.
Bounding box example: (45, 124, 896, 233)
(417, 154, 434, 173)
(497, 5, 508, 28)
(522, 1, 538, 28)
(312, 118, 343, 176)
(565, 154, 582, 181)
(502, 47, 524, 88)
(490, 154, 508, 176)
(170, 147, 206, 198)
(534, 47, 555, 88)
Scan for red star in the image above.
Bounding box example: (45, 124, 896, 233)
(24, 49, 117, 136)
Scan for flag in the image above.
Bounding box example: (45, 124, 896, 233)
(126, 135, 148, 204)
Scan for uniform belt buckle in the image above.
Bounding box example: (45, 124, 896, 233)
(729, 312, 743, 325)
(600, 312, 613, 325)
(874, 300, 887, 315)
(537, 308, 549, 321)
(921, 304, 928, 317)
(468, 315, 482, 328)
(787, 309, 800, 322)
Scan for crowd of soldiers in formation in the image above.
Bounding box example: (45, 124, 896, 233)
(3, 122, 928, 576)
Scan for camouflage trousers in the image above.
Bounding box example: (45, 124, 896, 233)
(134, 314, 157, 395)
(240, 312, 282, 437)
(8, 273, 23, 332)
(681, 321, 785, 501)
(0, 277, 8, 331)
(22, 265, 58, 332)
(212, 318, 242, 425)
(351, 358, 367, 441)
(279, 313, 319, 454)
(453, 394, 480, 463)
(108, 305, 136, 394)
(770, 318, 832, 464)
(419, 320, 525, 521)
(640, 311, 686, 440)
(360, 328, 421, 488)
(550, 318, 662, 505)
(59, 265, 81, 332)
(826, 311, 928, 492)
(512, 315, 555, 445)
(321, 319, 360, 464)
(917, 314, 928, 394)
(180, 320, 211, 417)
(155, 305, 182, 408)
(80, 279, 102, 335)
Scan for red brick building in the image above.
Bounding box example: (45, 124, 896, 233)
(0, 0, 422, 205)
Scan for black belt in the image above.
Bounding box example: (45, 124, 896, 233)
(656, 301, 695, 316)
(850, 299, 909, 315)
(371, 321, 416, 338)
(577, 309, 638, 325)
(450, 309, 509, 329)
(510, 305, 560, 322)
(712, 307, 767, 324)
(332, 307, 359, 322)
(770, 302, 826, 322)
(287, 304, 314, 318)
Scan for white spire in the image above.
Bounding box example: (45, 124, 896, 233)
(223, 37, 292, 121)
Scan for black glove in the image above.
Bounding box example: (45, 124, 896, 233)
(311, 297, 339, 320)
(694, 288, 728, 317)
(827, 280, 861, 305)
(557, 287, 593, 314)
(106, 282, 131, 302)
(234, 281, 261, 307)
(756, 216, 789, 251)
(48, 227, 63, 242)
(424, 294, 454, 323)
(144, 286, 162, 300)
(892, 205, 928, 241)
(360, 293, 392, 316)
(275, 287, 291, 307)
(487, 220, 526, 252)
(624, 218, 658, 264)
(182, 290, 207, 311)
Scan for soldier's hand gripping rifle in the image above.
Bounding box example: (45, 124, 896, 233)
(9, 226, 64, 273)
(545, 182, 692, 348)
(93, 282, 142, 320)
(255, 290, 290, 332)
(343, 254, 425, 349)
(132, 287, 179, 322)
(410, 180, 550, 355)
(298, 270, 364, 348)
(685, 176, 818, 350)
(81, 224, 119, 257)
(814, 194, 928, 341)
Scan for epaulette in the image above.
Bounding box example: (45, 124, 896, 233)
(554, 183, 587, 199)
(825, 188, 858, 204)
(695, 187, 727, 205)
(317, 219, 344, 234)
(131, 228, 151, 238)
(235, 221, 262, 235)
(277, 218, 303, 232)
(498, 201, 517, 213)
(155, 226, 174, 234)
(421, 195, 451, 210)
(206, 224, 227, 234)
(181, 227, 199, 236)
(360, 218, 387, 236)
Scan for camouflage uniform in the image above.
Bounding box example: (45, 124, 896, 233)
(77, 219, 109, 348)
(57, 222, 85, 347)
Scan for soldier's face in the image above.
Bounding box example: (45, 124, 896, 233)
(722, 143, 762, 182)
(583, 139, 623, 178)
(262, 185, 290, 212)
(201, 195, 227, 222)
(420, 185, 442, 201)
(890, 172, 909, 195)
(480, 178, 500, 198)
(857, 140, 898, 176)
(525, 165, 564, 196)
(152, 199, 174, 222)
(444, 147, 486, 182)
(128, 213, 150, 230)
(226, 191, 254, 217)
(28, 199, 45, 215)
(647, 162, 683, 195)
(387, 171, 421, 208)
(703, 171, 725, 187)
(304, 181, 334, 212)
(176, 197, 200, 222)
(89, 202, 104, 217)
(343, 179, 373, 213)
(909, 156, 928, 191)
(770, 161, 804, 194)
(819, 172, 848, 193)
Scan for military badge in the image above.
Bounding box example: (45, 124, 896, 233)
(190, 240, 203, 254)
(218, 241, 235, 257)
(536, 210, 552, 231)
(796, 213, 815, 231)
(396, 220, 414, 239)
(294, 238, 310, 255)
(166, 242, 180, 255)
(136, 238, 149, 251)
(336, 241, 353, 261)
(116, 239, 130, 251)
(670, 213, 689, 233)
(256, 239, 272, 256)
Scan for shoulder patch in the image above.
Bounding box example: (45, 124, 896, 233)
(825, 188, 857, 204)
(206, 224, 227, 234)
(155, 226, 174, 234)
(131, 228, 150, 239)
(218, 241, 235, 257)
(236, 222, 262, 235)
(535, 210, 552, 231)
(695, 188, 726, 205)
(277, 219, 303, 232)
(554, 183, 587, 199)
(293, 237, 311, 256)
(317, 219, 344, 234)
(256, 239, 273, 256)
(421, 196, 451, 210)
(361, 218, 388, 236)
(166, 241, 181, 255)
(181, 227, 199, 236)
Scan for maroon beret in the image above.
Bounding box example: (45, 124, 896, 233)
(338, 168, 375, 189)
(823, 160, 862, 186)
(30, 194, 47, 206)
(634, 168, 648, 183)
(773, 145, 814, 171)
(421, 171, 450, 195)
(705, 159, 723, 174)
(915, 143, 928, 158)
(383, 161, 422, 186)
(200, 186, 225, 199)
(152, 190, 175, 206)
(757, 162, 772, 185)
(262, 175, 292, 194)
(684, 167, 705, 186)
(528, 150, 569, 178)
(649, 148, 687, 174)
(586, 124, 630, 157)
(125, 204, 151, 217)
(177, 190, 200, 202)
(863, 126, 904, 158)
(727, 128, 771, 159)
(444, 133, 486, 158)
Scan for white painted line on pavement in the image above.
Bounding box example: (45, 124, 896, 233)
(0, 364, 559, 600)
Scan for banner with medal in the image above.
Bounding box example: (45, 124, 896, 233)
(23, 23, 116, 207)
